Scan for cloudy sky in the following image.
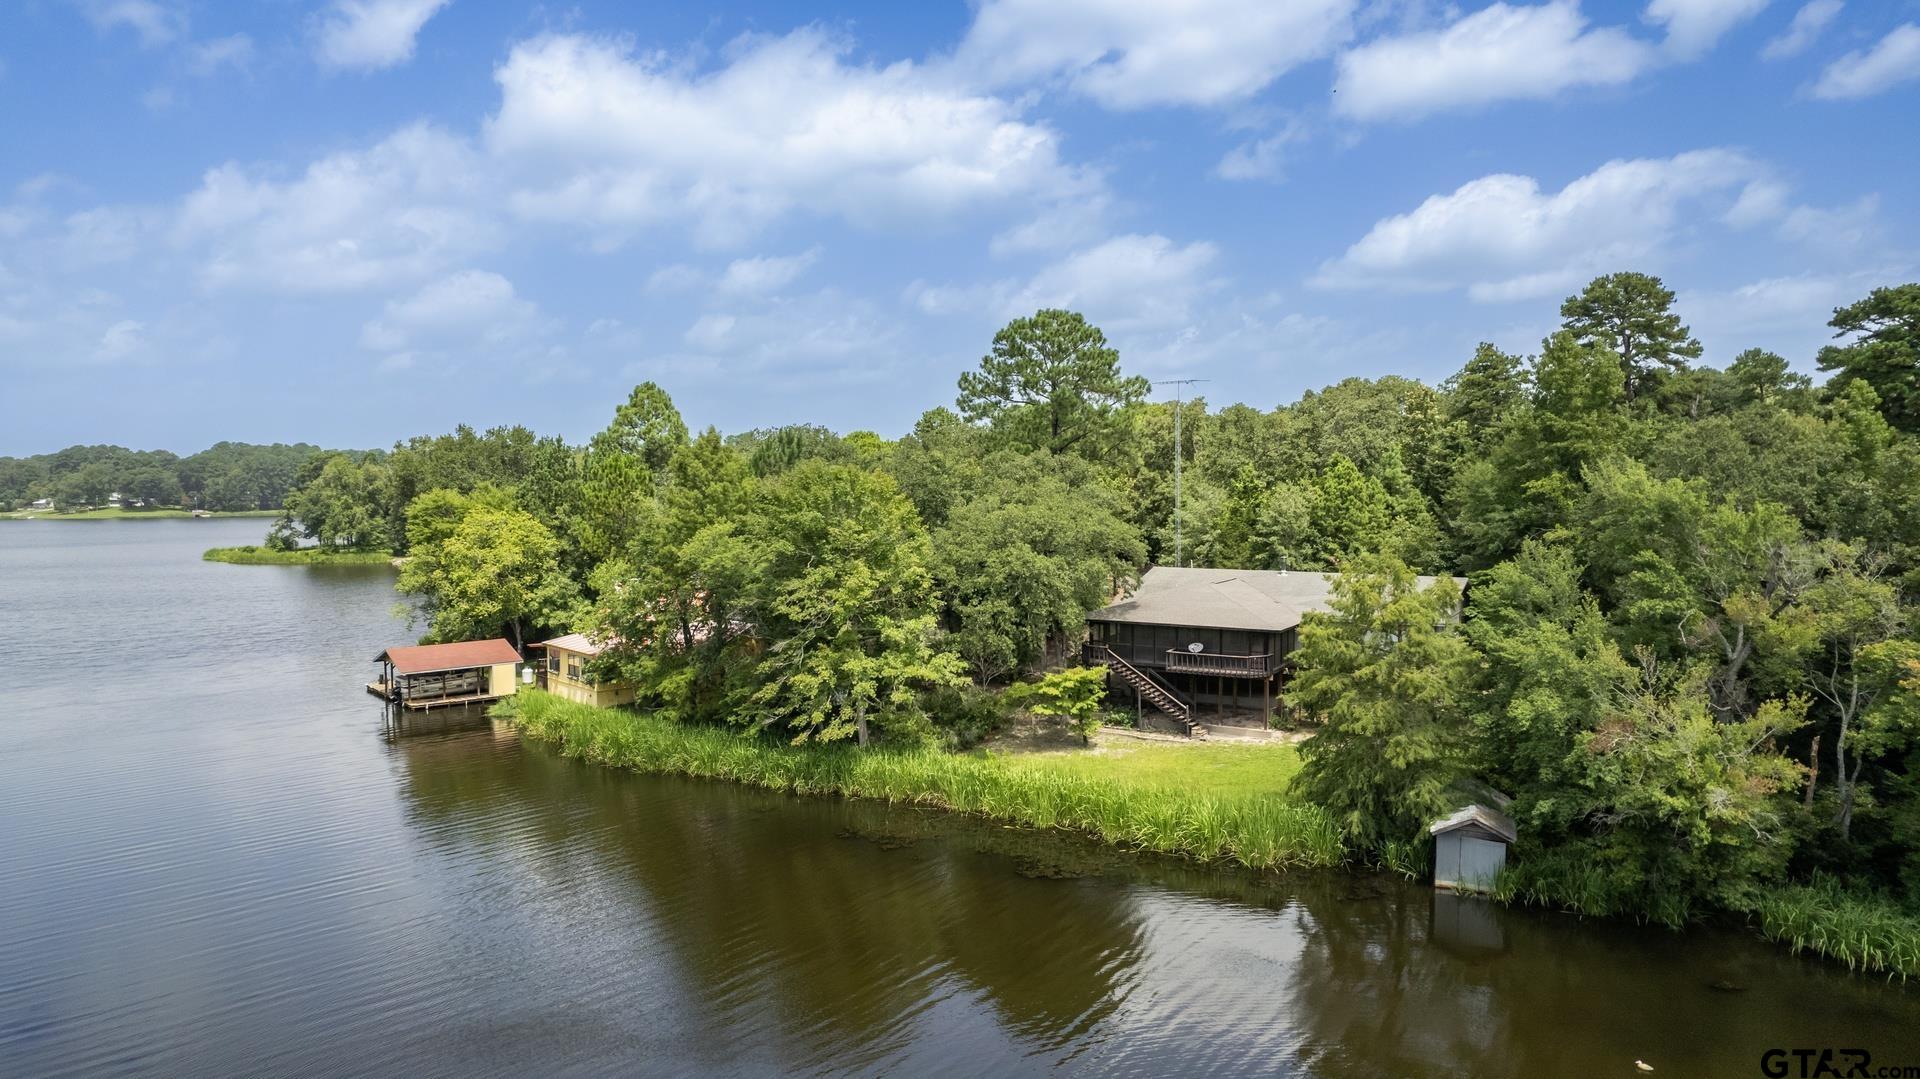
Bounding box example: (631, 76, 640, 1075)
(4, 0, 1917, 454)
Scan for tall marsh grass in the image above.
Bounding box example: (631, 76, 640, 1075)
(503, 690, 1346, 871)
(1752, 876, 1920, 981)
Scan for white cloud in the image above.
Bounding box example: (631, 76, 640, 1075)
(909, 233, 1221, 332)
(188, 33, 255, 75)
(952, 0, 1355, 108)
(174, 124, 495, 293)
(1314, 149, 1760, 300)
(1724, 178, 1790, 227)
(359, 269, 539, 353)
(1762, 0, 1842, 59)
(645, 264, 706, 294)
(1215, 123, 1305, 182)
(1679, 269, 1909, 361)
(1015, 234, 1221, 329)
(1643, 0, 1769, 59)
(314, 0, 450, 72)
(485, 30, 1092, 248)
(718, 249, 820, 296)
(1777, 194, 1878, 252)
(658, 290, 906, 386)
(61, 206, 156, 266)
(988, 195, 1113, 256)
(95, 319, 146, 361)
(1810, 23, 1920, 99)
(76, 1, 185, 48)
(1333, 2, 1655, 122)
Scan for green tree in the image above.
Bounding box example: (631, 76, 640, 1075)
(1818, 284, 1920, 432)
(956, 309, 1148, 455)
(594, 430, 759, 723)
(282, 454, 388, 549)
(1564, 667, 1805, 920)
(1292, 558, 1476, 849)
(930, 452, 1144, 682)
(727, 461, 965, 745)
(1577, 458, 1819, 720)
(1006, 667, 1110, 745)
(1441, 342, 1527, 439)
(1306, 456, 1391, 567)
(600, 381, 690, 474)
(1464, 541, 1635, 838)
(1559, 271, 1702, 402)
(1803, 551, 1920, 839)
(398, 502, 579, 650)
(1726, 348, 1812, 410)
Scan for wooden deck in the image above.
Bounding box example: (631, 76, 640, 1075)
(366, 681, 509, 711)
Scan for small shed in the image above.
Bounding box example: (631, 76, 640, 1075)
(532, 632, 635, 708)
(371, 638, 522, 709)
(1430, 802, 1517, 894)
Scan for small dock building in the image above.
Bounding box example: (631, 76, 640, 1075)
(371, 638, 522, 710)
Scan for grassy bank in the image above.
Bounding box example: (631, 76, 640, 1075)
(504, 690, 1343, 871)
(1752, 878, 1920, 980)
(509, 690, 1920, 980)
(202, 545, 395, 566)
(5, 507, 282, 520)
(1493, 850, 1920, 982)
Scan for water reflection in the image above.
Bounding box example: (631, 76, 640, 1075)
(389, 725, 1920, 1077)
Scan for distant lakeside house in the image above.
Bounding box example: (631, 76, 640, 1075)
(1083, 566, 1466, 735)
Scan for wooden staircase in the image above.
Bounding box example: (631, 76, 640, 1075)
(1089, 644, 1201, 737)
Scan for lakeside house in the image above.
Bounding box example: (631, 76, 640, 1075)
(370, 638, 522, 710)
(1084, 566, 1466, 735)
(533, 632, 636, 708)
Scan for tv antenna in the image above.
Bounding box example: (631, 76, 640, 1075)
(1154, 378, 1208, 567)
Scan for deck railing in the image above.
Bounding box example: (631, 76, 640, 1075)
(1163, 650, 1272, 676)
(1082, 641, 1272, 677)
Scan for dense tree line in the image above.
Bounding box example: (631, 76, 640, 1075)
(283, 279, 1920, 929)
(0, 441, 329, 512)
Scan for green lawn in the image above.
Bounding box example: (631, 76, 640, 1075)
(999, 738, 1303, 800)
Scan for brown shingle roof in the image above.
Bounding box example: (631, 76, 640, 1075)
(375, 638, 522, 676)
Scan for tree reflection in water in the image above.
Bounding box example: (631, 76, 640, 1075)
(393, 725, 1920, 1077)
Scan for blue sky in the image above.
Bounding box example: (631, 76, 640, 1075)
(3, 0, 1917, 454)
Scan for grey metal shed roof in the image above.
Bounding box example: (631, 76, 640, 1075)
(1087, 566, 1466, 633)
(1429, 803, 1518, 844)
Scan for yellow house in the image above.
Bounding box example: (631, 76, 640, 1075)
(535, 632, 636, 707)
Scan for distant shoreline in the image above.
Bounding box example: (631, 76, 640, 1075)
(202, 545, 397, 566)
(3, 508, 282, 520)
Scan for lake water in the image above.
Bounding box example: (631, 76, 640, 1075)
(2, 519, 1917, 1077)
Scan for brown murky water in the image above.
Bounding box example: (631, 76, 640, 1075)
(3, 520, 1917, 1077)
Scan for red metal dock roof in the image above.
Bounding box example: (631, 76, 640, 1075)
(375, 638, 522, 676)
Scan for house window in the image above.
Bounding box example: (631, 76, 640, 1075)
(547, 654, 561, 673)
(566, 658, 582, 681)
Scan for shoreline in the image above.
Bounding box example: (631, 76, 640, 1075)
(503, 688, 1920, 982)
(4, 508, 282, 520)
(203, 545, 397, 566)
(501, 689, 1345, 873)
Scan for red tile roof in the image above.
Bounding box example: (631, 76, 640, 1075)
(375, 638, 522, 676)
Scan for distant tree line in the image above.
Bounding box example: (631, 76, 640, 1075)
(0, 441, 334, 512)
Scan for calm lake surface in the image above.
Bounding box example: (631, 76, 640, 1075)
(3, 520, 1918, 1077)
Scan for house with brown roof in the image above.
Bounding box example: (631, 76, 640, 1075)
(370, 638, 523, 710)
(1083, 566, 1466, 735)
